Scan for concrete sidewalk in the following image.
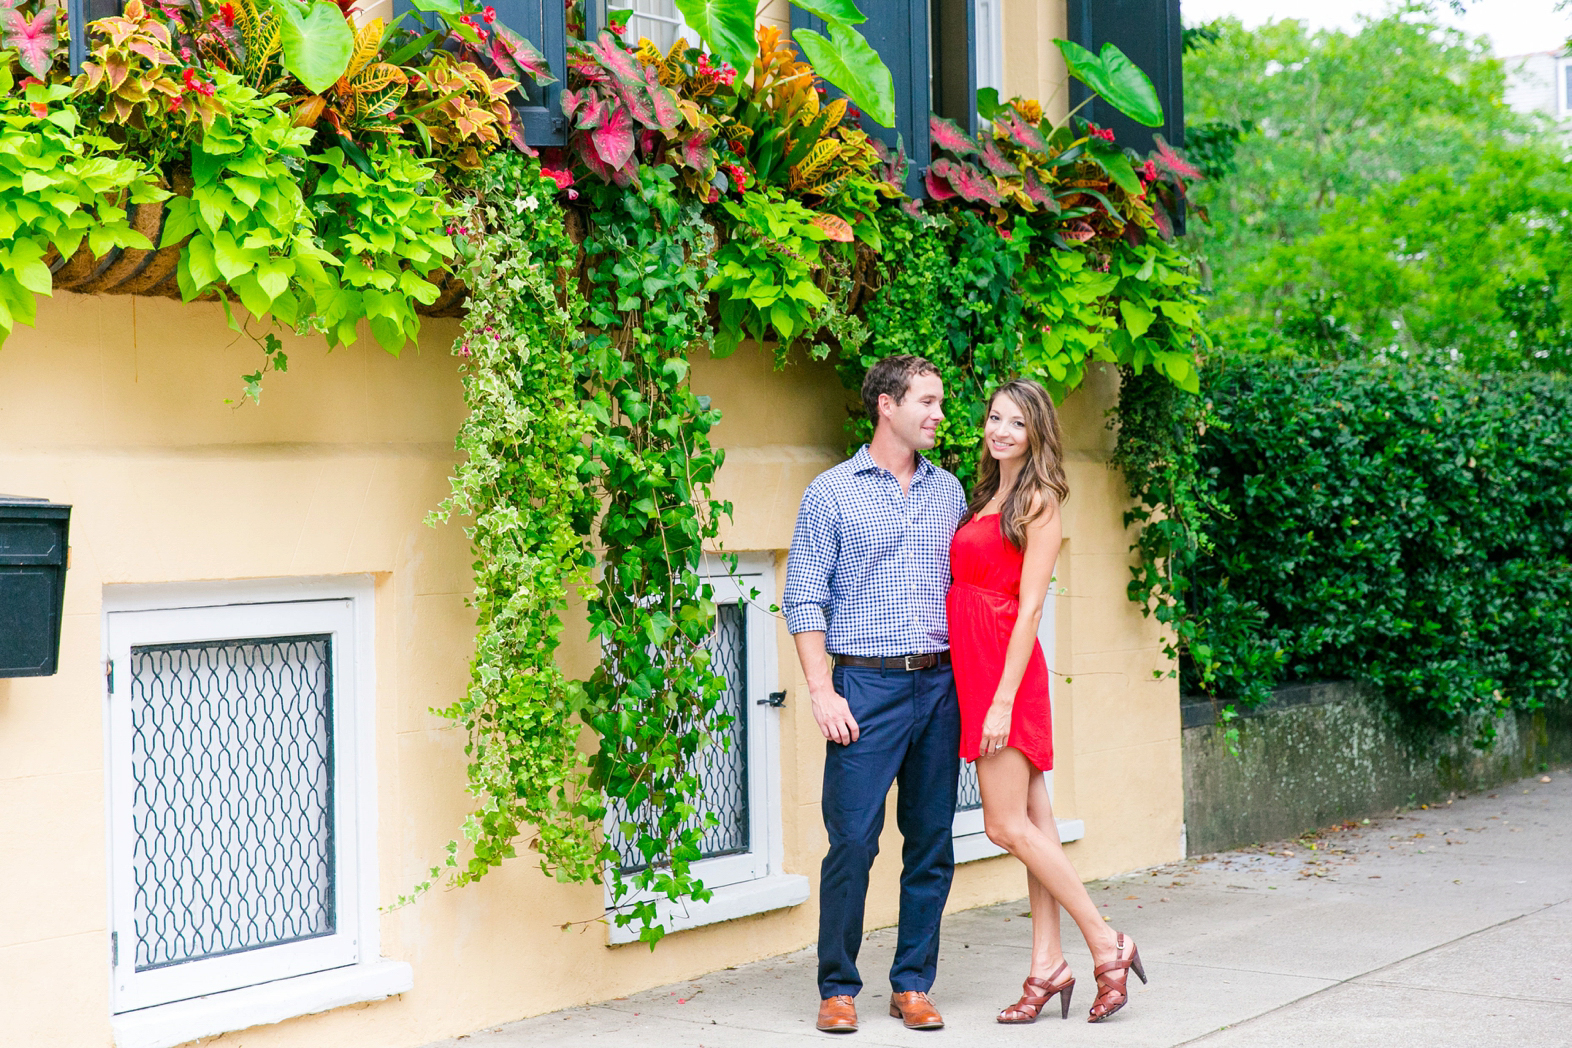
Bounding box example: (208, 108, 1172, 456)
(425, 772, 1571, 1047)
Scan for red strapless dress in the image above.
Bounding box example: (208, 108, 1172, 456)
(946, 514, 1053, 770)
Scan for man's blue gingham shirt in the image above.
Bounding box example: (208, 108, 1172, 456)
(783, 445, 967, 657)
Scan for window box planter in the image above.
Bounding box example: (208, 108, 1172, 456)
(0, 495, 71, 677)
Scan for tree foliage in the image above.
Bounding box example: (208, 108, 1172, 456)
(1183, 4, 1569, 369)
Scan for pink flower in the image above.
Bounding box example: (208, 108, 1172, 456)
(1088, 125, 1116, 142)
(1141, 158, 1158, 182)
(483, 5, 496, 22)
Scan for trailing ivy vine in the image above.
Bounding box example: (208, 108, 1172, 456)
(575, 166, 734, 945)
(422, 152, 600, 895)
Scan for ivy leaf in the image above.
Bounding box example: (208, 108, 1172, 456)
(1054, 39, 1164, 128)
(3, 6, 56, 79)
(672, 0, 758, 72)
(792, 22, 895, 129)
(277, 0, 356, 94)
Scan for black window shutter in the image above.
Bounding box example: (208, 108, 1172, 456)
(392, 0, 570, 146)
(1065, 0, 1183, 153)
(791, 2, 931, 198)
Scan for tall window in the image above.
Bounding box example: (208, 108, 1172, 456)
(1561, 57, 1572, 115)
(621, 0, 694, 49)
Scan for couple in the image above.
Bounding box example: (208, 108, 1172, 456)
(783, 355, 1145, 1033)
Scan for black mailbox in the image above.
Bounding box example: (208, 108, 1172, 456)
(0, 496, 71, 677)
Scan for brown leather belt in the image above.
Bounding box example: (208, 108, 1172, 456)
(833, 652, 951, 672)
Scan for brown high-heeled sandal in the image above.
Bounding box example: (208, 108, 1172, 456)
(997, 960, 1075, 1023)
(1087, 932, 1146, 1023)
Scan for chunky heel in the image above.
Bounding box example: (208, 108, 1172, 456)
(997, 961, 1075, 1024)
(1087, 933, 1144, 1023)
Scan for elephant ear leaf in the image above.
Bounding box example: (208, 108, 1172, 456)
(278, 0, 356, 94)
(792, 21, 895, 129)
(671, 0, 758, 73)
(789, 0, 866, 24)
(1054, 38, 1163, 128)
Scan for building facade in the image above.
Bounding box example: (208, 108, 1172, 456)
(0, 3, 1186, 1046)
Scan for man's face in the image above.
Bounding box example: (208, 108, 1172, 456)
(879, 372, 945, 450)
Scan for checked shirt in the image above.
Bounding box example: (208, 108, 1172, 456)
(783, 445, 967, 657)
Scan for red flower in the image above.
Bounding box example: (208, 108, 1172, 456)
(483, 5, 496, 22)
(1088, 125, 1116, 142)
(219, 2, 236, 27)
(1141, 158, 1158, 183)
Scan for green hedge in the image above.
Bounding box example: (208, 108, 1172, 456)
(1183, 355, 1572, 730)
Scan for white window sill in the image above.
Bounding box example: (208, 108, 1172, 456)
(111, 960, 413, 1048)
(955, 817, 1086, 864)
(607, 873, 811, 945)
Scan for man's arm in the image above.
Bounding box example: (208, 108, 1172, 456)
(783, 482, 859, 745)
(793, 630, 859, 745)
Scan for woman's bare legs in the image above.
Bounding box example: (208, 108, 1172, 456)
(977, 746, 1119, 975)
(1023, 770, 1064, 978)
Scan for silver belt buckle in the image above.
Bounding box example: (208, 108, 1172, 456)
(904, 654, 924, 671)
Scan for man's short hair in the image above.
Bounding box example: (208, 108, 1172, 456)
(861, 355, 941, 423)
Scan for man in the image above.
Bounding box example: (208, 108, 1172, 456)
(783, 354, 966, 1034)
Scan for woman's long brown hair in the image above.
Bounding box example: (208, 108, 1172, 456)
(963, 379, 1069, 549)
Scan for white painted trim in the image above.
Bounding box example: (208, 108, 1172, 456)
(111, 960, 412, 1048)
(954, 818, 1086, 865)
(975, 0, 1005, 93)
(101, 576, 391, 1024)
(1560, 56, 1572, 115)
(606, 874, 810, 945)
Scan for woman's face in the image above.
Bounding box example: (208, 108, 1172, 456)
(984, 393, 1030, 464)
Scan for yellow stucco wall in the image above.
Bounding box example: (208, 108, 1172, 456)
(0, 4, 1183, 1045)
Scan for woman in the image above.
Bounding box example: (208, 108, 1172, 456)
(946, 379, 1146, 1024)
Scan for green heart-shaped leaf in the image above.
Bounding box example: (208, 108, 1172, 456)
(792, 22, 895, 129)
(278, 0, 356, 94)
(790, 0, 866, 25)
(672, 0, 758, 73)
(1055, 39, 1164, 128)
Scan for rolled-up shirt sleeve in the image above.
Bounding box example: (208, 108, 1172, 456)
(783, 481, 838, 635)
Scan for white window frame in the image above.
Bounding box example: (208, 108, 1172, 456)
(620, 0, 699, 51)
(102, 577, 409, 1048)
(605, 554, 808, 944)
(953, 580, 1085, 862)
(1560, 56, 1572, 116)
(974, 0, 1005, 95)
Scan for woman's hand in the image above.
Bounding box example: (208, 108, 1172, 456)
(979, 698, 1013, 758)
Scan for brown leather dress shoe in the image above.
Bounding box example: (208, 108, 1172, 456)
(889, 991, 945, 1029)
(817, 995, 858, 1033)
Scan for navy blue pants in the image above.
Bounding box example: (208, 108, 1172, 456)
(818, 663, 961, 998)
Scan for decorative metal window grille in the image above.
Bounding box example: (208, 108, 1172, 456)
(129, 635, 335, 971)
(609, 602, 749, 871)
(956, 759, 982, 812)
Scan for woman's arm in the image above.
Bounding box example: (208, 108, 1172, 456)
(979, 499, 1063, 757)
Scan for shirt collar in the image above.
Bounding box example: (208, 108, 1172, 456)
(852, 444, 936, 481)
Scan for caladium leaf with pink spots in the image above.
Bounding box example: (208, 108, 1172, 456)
(4, 6, 58, 80)
(929, 114, 978, 157)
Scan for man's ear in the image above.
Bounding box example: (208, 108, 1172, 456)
(876, 392, 895, 422)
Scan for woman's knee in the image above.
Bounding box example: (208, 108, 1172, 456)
(984, 817, 1032, 853)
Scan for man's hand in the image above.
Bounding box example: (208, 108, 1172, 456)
(792, 630, 859, 745)
(811, 685, 860, 745)
(979, 698, 1012, 758)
